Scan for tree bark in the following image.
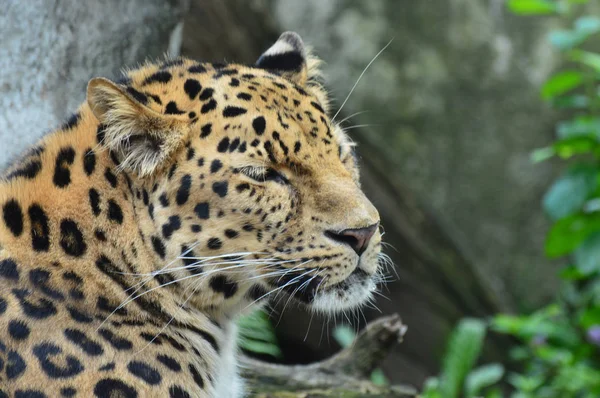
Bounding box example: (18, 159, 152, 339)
(241, 315, 416, 397)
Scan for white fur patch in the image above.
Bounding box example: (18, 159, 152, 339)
(311, 276, 377, 314)
(213, 323, 245, 397)
(263, 40, 296, 57)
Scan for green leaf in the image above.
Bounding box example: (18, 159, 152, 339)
(545, 212, 600, 257)
(333, 325, 356, 348)
(569, 49, 600, 71)
(507, 0, 559, 15)
(465, 364, 505, 397)
(557, 116, 600, 139)
(574, 232, 600, 274)
(579, 307, 600, 328)
(575, 16, 600, 35)
(541, 71, 584, 99)
(484, 389, 505, 398)
(530, 136, 600, 164)
(584, 198, 600, 212)
(491, 305, 576, 344)
(238, 339, 283, 357)
(549, 31, 586, 50)
(551, 94, 589, 109)
(508, 345, 530, 361)
(439, 319, 486, 398)
(554, 136, 598, 158)
(508, 373, 545, 392)
(534, 345, 573, 364)
(559, 265, 588, 280)
(530, 147, 556, 163)
(421, 377, 442, 398)
(542, 165, 598, 220)
(370, 368, 389, 386)
(554, 363, 600, 392)
(550, 18, 600, 50)
(492, 314, 525, 334)
(237, 309, 282, 358)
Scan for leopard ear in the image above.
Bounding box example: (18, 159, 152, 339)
(256, 32, 309, 85)
(87, 77, 187, 176)
(257, 32, 329, 113)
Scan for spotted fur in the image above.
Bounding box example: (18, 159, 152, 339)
(0, 32, 381, 397)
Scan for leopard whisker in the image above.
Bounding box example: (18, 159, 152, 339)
(303, 310, 315, 342)
(341, 124, 379, 132)
(134, 274, 203, 356)
(276, 269, 323, 327)
(245, 269, 294, 281)
(105, 260, 284, 324)
(270, 261, 317, 305)
(126, 257, 310, 309)
(179, 251, 268, 261)
(331, 38, 394, 122)
(97, 241, 202, 331)
(377, 252, 399, 279)
(242, 264, 315, 310)
(371, 288, 391, 300)
(336, 110, 370, 125)
(115, 257, 286, 277)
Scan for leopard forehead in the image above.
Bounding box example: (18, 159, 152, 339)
(120, 59, 351, 172)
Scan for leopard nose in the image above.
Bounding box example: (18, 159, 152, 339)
(325, 222, 379, 256)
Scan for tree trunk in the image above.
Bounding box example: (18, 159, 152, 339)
(241, 315, 417, 398)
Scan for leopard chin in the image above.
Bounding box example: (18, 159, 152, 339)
(309, 268, 377, 313)
(305, 268, 377, 315)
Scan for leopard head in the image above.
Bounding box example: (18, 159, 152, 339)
(86, 32, 382, 316)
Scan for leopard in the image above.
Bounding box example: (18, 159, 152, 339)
(0, 32, 382, 397)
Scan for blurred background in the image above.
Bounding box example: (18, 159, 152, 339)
(3, 1, 600, 396)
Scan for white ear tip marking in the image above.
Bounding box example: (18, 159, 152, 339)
(263, 41, 295, 56)
(278, 31, 305, 52)
(263, 32, 306, 57)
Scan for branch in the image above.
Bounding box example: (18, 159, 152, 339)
(240, 314, 416, 397)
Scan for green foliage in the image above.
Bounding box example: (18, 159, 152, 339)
(507, 0, 562, 15)
(421, 319, 504, 398)
(422, 2, 600, 397)
(465, 364, 505, 398)
(541, 70, 584, 99)
(549, 17, 600, 49)
(542, 164, 597, 220)
(454, 2, 600, 397)
(440, 319, 487, 398)
(332, 324, 357, 348)
(237, 309, 283, 358)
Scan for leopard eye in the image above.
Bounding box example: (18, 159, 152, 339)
(240, 167, 289, 185)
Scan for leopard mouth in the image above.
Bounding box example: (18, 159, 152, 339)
(266, 266, 376, 312)
(309, 268, 377, 313)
